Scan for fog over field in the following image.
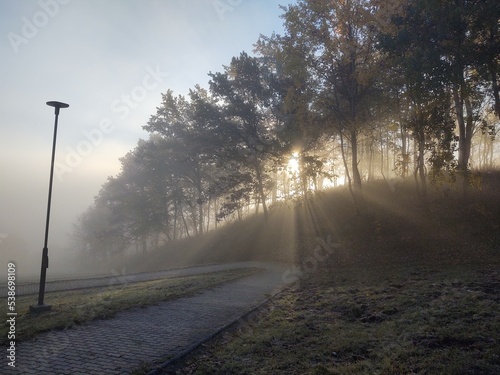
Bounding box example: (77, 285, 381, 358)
(0, 1, 498, 374)
(1, 0, 498, 284)
(0, 0, 290, 281)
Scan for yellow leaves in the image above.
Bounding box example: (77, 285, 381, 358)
(354, 65, 374, 87)
(371, 0, 408, 34)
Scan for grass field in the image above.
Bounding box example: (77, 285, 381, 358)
(154, 176, 500, 374)
(4, 174, 498, 374)
(0, 268, 260, 345)
(163, 265, 499, 374)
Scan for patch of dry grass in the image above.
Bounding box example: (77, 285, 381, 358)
(155, 176, 500, 374)
(163, 265, 500, 374)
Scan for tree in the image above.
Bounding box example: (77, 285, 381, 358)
(95, 145, 163, 253)
(470, 0, 500, 119)
(144, 88, 221, 234)
(256, 31, 327, 198)
(209, 52, 276, 217)
(377, 0, 495, 191)
(72, 203, 126, 259)
(278, 0, 383, 207)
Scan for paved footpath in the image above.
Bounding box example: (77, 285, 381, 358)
(3, 262, 294, 375)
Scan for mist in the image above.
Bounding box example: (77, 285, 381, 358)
(0, 145, 117, 281)
(0, 0, 289, 283)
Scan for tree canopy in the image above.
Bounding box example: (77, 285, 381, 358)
(73, 0, 499, 258)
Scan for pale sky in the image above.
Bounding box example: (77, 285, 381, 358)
(0, 0, 293, 272)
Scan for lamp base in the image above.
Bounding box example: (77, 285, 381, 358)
(29, 304, 52, 314)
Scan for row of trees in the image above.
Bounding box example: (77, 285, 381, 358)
(73, 0, 499, 258)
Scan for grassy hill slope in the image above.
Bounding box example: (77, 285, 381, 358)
(127, 173, 499, 273)
(136, 173, 500, 374)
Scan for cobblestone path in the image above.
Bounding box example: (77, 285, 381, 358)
(3, 262, 293, 375)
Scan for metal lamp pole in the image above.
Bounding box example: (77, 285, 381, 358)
(30, 101, 69, 313)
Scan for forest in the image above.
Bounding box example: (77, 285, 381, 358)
(72, 0, 500, 259)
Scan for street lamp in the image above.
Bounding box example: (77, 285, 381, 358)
(30, 101, 69, 314)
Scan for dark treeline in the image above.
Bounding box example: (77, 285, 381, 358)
(73, 0, 499, 258)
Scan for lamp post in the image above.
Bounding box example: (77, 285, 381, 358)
(30, 101, 69, 314)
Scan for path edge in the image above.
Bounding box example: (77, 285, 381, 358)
(145, 281, 298, 375)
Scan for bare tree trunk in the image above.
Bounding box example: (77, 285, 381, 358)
(254, 159, 268, 218)
(350, 130, 365, 212)
(272, 171, 278, 204)
(380, 130, 385, 179)
(173, 200, 178, 241)
(181, 206, 191, 238)
(415, 127, 427, 198)
(141, 234, 147, 255)
(400, 123, 408, 178)
(214, 198, 219, 228)
(299, 152, 308, 196)
(340, 131, 355, 203)
(386, 134, 390, 178)
(283, 170, 290, 199)
(198, 199, 203, 235)
(453, 82, 474, 194)
(368, 136, 374, 181)
(489, 135, 494, 168)
(190, 203, 198, 236)
(351, 130, 362, 190)
(153, 232, 159, 250)
(206, 197, 210, 233)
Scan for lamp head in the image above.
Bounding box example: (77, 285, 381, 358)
(46, 101, 69, 115)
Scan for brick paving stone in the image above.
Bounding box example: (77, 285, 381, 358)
(2, 262, 293, 375)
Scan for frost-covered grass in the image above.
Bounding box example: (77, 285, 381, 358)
(157, 176, 500, 374)
(165, 265, 499, 374)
